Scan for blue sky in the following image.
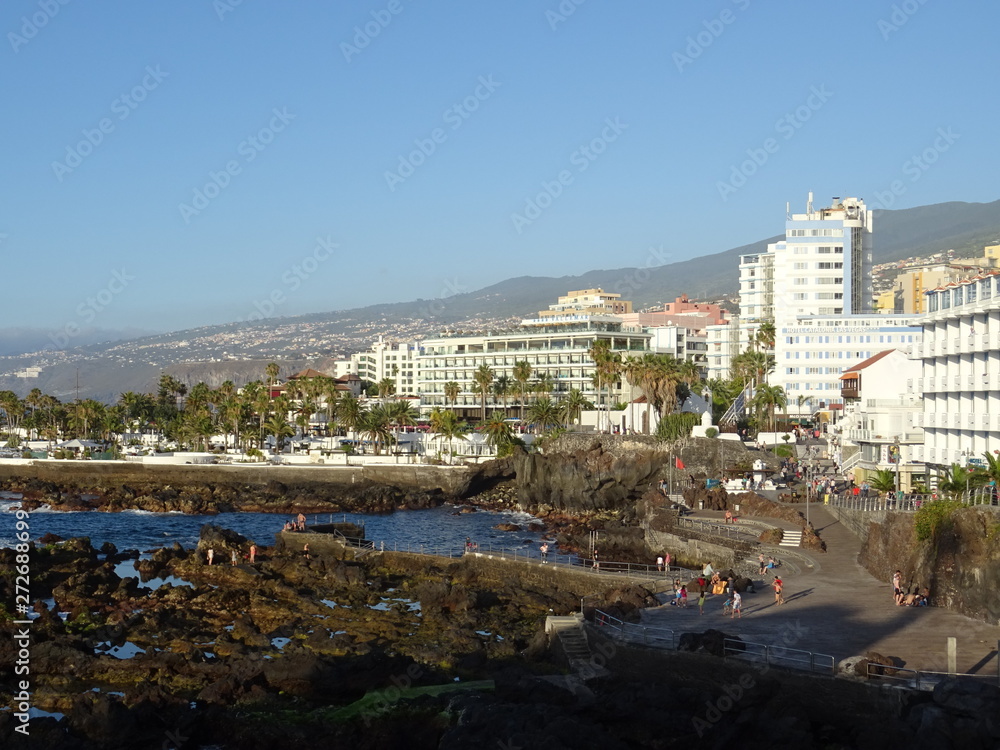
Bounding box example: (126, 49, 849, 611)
(2, 0, 998, 348)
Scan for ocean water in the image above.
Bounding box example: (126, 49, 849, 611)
(0, 493, 548, 556)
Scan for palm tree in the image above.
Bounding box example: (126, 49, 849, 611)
(527, 397, 560, 435)
(386, 399, 418, 436)
(264, 413, 294, 454)
(432, 408, 466, 464)
(755, 319, 776, 351)
(512, 361, 532, 420)
(443, 381, 461, 409)
(376, 377, 396, 399)
(473, 364, 494, 422)
(588, 339, 621, 431)
(265, 362, 280, 390)
(936, 464, 983, 499)
(751, 383, 787, 434)
(559, 389, 592, 428)
(481, 413, 515, 454)
(358, 404, 393, 455)
(868, 469, 898, 495)
(492, 375, 513, 414)
(338, 395, 363, 439)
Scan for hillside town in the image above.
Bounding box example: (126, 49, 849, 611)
(1, 194, 1000, 496)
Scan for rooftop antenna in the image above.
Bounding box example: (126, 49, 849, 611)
(807, 191, 814, 214)
(786, 201, 790, 219)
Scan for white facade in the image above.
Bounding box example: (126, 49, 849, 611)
(778, 314, 921, 411)
(837, 349, 925, 491)
(707, 194, 921, 410)
(416, 315, 651, 417)
(646, 325, 708, 373)
(353, 336, 420, 395)
(911, 273, 1000, 470)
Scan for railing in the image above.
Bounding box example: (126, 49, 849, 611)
(591, 609, 676, 648)
(724, 638, 835, 675)
(865, 663, 1000, 691)
(678, 517, 752, 540)
(825, 487, 1000, 512)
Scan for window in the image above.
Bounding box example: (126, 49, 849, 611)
(817, 262, 843, 269)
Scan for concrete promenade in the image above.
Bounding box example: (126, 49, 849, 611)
(638, 504, 1000, 675)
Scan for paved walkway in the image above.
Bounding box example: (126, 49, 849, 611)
(640, 505, 1000, 674)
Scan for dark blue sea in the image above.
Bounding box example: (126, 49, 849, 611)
(0, 493, 548, 557)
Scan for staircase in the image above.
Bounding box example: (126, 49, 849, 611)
(546, 614, 608, 679)
(720, 383, 755, 426)
(779, 529, 803, 548)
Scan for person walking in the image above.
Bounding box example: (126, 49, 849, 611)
(731, 590, 742, 619)
(540, 543, 549, 564)
(679, 585, 688, 608)
(697, 590, 706, 615)
(592, 549, 600, 571)
(249, 544, 257, 564)
(773, 575, 785, 605)
(892, 570, 903, 605)
(656, 555, 664, 573)
(758, 553, 766, 576)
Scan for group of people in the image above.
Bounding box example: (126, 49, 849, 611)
(283, 513, 308, 532)
(892, 570, 930, 607)
(205, 543, 258, 566)
(655, 552, 673, 572)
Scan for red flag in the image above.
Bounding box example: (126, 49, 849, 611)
(675, 457, 685, 470)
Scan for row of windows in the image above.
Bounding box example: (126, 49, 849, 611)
(784, 334, 915, 344)
(785, 351, 875, 360)
(787, 228, 844, 237)
(791, 262, 843, 269)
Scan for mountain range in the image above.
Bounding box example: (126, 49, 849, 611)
(4, 198, 1000, 403)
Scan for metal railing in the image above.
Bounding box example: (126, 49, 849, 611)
(825, 487, 1000, 513)
(591, 609, 677, 648)
(678, 517, 754, 540)
(724, 637, 835, 675)
(865, 662, 1000, 691)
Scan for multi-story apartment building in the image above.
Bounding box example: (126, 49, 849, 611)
(707, 194, 920, 411)
(538, 288, 633, 318)
(416, 315, 650, 419)
(353, 336, 420, 396)
(910, 272, 1000, 470)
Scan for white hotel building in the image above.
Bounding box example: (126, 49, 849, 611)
(910, 272, 1000, 470)
(416, 315, 650, 418)
(708, 194, 920, 411)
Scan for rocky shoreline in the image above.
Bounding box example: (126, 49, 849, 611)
(4, 527, 999, 749)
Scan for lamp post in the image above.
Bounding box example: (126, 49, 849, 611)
(893, 436, 901, 501)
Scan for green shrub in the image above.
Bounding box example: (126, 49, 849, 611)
(705, 427, 719, 439)
(914, 500, 964, 542)
(655, 413, 701, 441)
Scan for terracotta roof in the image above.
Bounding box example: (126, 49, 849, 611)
(290, 368, 330, 379)
(838, 349, 897, 379)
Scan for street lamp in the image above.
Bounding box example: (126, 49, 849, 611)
(893, 436, 901, 501)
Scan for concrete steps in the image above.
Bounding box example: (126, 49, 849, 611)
(780, 529, 803, 548)
(546, 614, 609, 678)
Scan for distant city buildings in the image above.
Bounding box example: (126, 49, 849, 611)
(708, 194, 920, 412)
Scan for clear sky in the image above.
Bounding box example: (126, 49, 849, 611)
(2, 0, 998, 349)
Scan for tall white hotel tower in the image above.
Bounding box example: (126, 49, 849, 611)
(708, 194, 919, 412)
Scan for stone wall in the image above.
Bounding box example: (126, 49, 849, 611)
(824, 504, 887, 544)
(0, 461, 472, 494)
